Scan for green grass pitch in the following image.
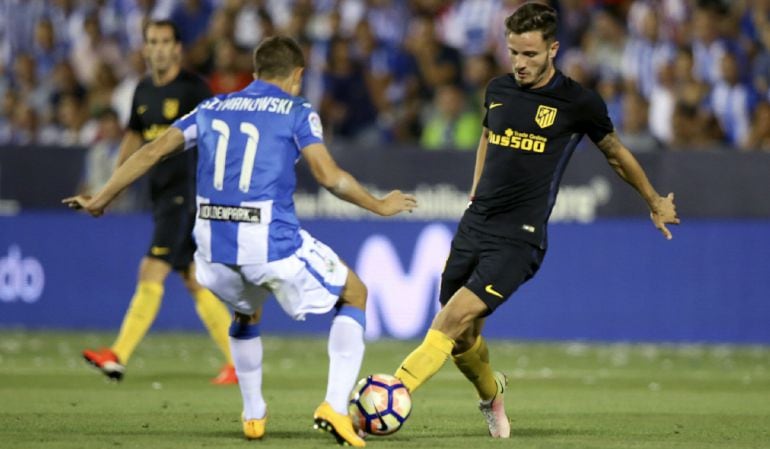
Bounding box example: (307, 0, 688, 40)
(1, 331, 769, 449)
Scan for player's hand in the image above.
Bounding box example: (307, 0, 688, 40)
(649, 192, 679, 240)
(62, 194, 105, 217)
(377, 190, 418, 216)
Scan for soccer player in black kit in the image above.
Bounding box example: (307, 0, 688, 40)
(394, 2, 679, 438)
(80, 20, 236, 384)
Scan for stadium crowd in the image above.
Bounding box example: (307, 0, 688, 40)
(1, 0, 770, 154)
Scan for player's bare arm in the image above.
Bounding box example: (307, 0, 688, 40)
(596, 131, 680, 239)
(302, 143, 417, 216)
(63, 127, 185, 216)
(114, 130, 144, 168)
(469, 128, 489, 199)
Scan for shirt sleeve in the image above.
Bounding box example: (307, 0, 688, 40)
(580, 89, 614, 143)
(171, 106, 199, 151)
(127, 88, 142, 133)
(481, 84, 491, 128)
(294, 102, 325, 150)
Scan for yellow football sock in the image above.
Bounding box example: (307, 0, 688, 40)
(394, 329, 454, 393)
(192, 288, 233, 364)
(452, 335, 498, 401)
(112, 281, 163, 363)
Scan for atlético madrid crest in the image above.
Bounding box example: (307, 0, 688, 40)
(163, 98, 180, 119)
(535, 105, 557, 128)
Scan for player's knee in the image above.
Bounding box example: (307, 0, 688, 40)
(138, 257, 171, 283)
(431, 303, 480, 340)
(340, 271, 367, 310)
(179, 270, 202, 293)
(433, 306, 470, 329)
(182, 278, 198, 292)
(346, 283, 367, 310)
(357, 281, 368, 306)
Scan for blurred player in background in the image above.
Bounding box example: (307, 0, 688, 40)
(393, 2, 679, 438)
(64, 35, 417, 446)
(80, 20, 236, 384)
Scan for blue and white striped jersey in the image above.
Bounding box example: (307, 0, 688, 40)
(173, 80, 324, 265)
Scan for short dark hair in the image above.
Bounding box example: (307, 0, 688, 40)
(505, 2, 558, 42)
(253, 36, 305, 79)
(142, 19, 181, 42)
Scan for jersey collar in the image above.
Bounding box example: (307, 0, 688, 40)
(510, 70, 564, 92)
(243, 79, 288, 97)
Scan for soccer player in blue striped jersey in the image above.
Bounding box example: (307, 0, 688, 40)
(64, 36, 417, 447)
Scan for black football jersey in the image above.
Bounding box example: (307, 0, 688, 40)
(464, 71, 613, 249)
(128, 70, 211, 201)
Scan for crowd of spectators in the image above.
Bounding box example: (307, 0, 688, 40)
(1, 0, 770, 155)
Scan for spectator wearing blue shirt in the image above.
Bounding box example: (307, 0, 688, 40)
(32, 18, 69, 80)
(351, 18, 419, 142)
(710, 52, 759, 147)
(0, 0, 48, 61)
(621, 7, 675, 100)
(442, 0, 502, 56)
(11, 53, 52, 119)
(404, 15, 463, 101)
(365, 0, 410, 48)
(321, 36, 379, 143)
(170, 0, 214, 46)
(690, 4, 743, 86)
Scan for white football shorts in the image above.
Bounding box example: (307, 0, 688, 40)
(194, 229, 349, 320)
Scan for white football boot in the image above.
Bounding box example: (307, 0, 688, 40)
(478, 371, 511, 438)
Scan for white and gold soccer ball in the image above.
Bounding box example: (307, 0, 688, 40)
(348, 374, 412, 436)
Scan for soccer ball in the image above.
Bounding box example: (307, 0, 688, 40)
(348, 374, 412, 436)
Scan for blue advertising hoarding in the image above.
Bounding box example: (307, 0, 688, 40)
(1, 213, 769, 343)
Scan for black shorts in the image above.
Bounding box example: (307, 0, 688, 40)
(147, 193, 196, 271)
(439, 221, 545, 314)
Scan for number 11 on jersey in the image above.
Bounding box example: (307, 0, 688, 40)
(211, 118, 260, 193)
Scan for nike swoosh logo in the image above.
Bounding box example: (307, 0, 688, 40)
(372, 403, 390, 432)
(151, 246, 170, 256)
(485, 284, 504, 299)
(489, 102, 503, 109)
(398, 366, 415, 378)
